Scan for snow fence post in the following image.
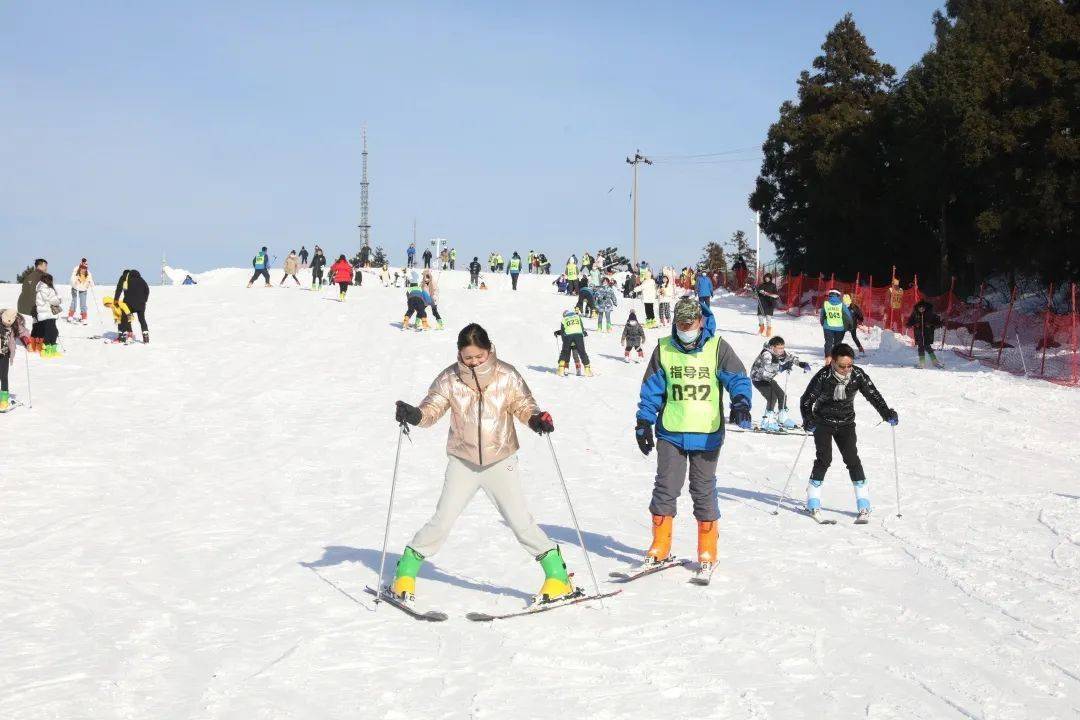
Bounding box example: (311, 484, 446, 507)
(940, 277, 956, 351)
(544, 434, 602, 603)
(1039, 282, 1053, 378)
(967, 284, 984, 359)
(997, 286, 1017, 367)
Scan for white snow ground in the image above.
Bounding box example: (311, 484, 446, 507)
(2, 267, 1079, 720)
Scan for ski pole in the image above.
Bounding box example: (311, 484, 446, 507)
(23, 345, 33, 409)
(892, 425, 902, 518)
(544, 434, 603, 603)
(773, 432, 810, 515)
(375, 421, 410, 605)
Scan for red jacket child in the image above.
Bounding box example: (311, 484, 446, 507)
(330, 256, 353, 284)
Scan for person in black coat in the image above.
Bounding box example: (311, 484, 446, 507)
(755, 273, 780, 336)
(843, 294, 865, 353)
(114, 269, 150, 343)
(468, 258, 482, 289)
(906, 300, 943, 368)
(799, 343, 898, 522)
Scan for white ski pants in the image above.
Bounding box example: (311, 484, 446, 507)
(409, 454, 554, 559)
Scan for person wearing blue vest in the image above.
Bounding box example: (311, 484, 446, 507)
(247, 247, 271, 288)
(506, 251, 523, 291)
(634, 297, 752, 580)
(695, 271, 714, 306)
(820, 289, 853, 363)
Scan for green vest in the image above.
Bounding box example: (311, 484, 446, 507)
(255, 253, 266, 268)
(509, 258, 521, 272)
(566, 262, 578, 280)
(450, 249, 456, 259)
(658, 335, 722, 433)
(822, 301, 845, 330)
(561, 315, 584, 335)
(639, 267, 648, 281)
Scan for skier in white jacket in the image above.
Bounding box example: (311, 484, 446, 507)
(68, 259, 94, 324)
(33, 273, 64, 357)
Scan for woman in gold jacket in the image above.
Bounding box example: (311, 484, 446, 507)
(390, 323, 574, 604)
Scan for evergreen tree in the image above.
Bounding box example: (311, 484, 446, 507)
(372, 246, 387, 266)
(698, 241, 728, 273)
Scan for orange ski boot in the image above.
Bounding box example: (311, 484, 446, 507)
(645, 514, 673, 565)
(694, 520, 718, 584)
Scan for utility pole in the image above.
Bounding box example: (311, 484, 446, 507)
(626, 149, 651, 270)
(357, 125, 371, 249)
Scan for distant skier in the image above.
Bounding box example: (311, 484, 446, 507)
(310, 247, 327, 289)
(732, 255, 748, 290)
(756, 272, 780, 336)
(907, 299, 943, 368)
(17, 258, 48, 343)
(592, 277, 618, 332)
(0, 308, 31, 411)
(575, 276, 595, 318)
(422, 247, 432, 269)
(298, 246, 309, 267)
(886, 278, 904, 332)
(657, 274, 673, 327)
(634, 297, 752, 579)
(565, 257, 579, 293)
(820, 289, 852, 364)
(750, 336, 810, 431)
(554, 309, 592, 377)
(695, 270, 713, 306)
(247, 247, 271, 288)
(843, 293, 866, 353)
(800, 343, 898, 524)
(280, 251, 301, 286)
(114, 269, 150, 344)
(330, 254, 353, 301)
(68, 259, 93, 324)
(406, 243, 417, 269)
(507, 251, 523, 290)
(389, 324, 572, 604)
(468, 257, 482, 289)
(633, 271, 658, 329)
(553, 275, 568, 294)
(449, 247, 457, 270)
(32, 273, 63, 356)
(621, 310, 646, 362)
(379, 263, 391, 287)
(421, 270, 444, 330)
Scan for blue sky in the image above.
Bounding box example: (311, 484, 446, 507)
(2, 1, 943, 281)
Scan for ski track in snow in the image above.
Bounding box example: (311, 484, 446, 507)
(2, 268, 1079, 719)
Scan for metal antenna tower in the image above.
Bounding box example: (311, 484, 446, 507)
(358, 125, 371, 248)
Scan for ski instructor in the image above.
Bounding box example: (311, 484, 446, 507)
(389, 323, 576, 605)
(634, 297, 753, 579)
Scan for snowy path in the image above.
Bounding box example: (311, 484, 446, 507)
(2, 269, 1078, 719)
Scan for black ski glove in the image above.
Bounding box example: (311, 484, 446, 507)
(395, 400, 422, 426)
(799, 361, 811, 373)
(728, 400, 752, 430)
(885, 408, 899, 426)
(528, 411, 555, 435)
(635, 419, 655, 455)
(803, 414, 817, 433)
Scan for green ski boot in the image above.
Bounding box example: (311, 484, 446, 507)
(391, 546, 424, 599)
(536, 546, 575, 602)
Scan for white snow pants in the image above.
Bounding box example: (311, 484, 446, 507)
(409, 454, 554, 559)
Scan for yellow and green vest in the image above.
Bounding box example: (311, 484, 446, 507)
(657, 335, 722, 433)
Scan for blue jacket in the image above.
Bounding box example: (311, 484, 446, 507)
(636, 302, 752, 451)
(696, 274, 714, 298)
(819, 297, 853, 329)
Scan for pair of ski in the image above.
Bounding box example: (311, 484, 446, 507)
(364, 585, 621, 623)
(608, 556, 716, 586)
(807, 509, 869, 526)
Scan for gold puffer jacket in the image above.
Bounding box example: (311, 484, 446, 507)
(418, 348, 538, 467)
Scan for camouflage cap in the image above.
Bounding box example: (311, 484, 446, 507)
(673, 297, 703, 324)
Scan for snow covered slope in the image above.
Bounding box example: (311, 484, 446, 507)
(2, 268, 1079, 719)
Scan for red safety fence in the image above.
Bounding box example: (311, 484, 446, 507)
(768, 271, 1079, 387)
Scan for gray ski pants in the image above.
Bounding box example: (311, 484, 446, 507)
(409, 454, 554, 559)
(649, 439, 721, 521)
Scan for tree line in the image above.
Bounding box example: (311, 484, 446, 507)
(750, 0, 1078, 293)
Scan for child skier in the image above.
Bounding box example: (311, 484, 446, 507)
(330, 254, 353, 301)
(379, 263, 391, 287)
(621, 310, 646, 362)
(1, 308, 31, 411)
(907, 300, 943, 367)
(749, 336, 811, 431)
(634, 271, 658, 328)
(800, 344, 898, 524)
(247, 247, 271, 287)
(843, 294, 866, 353)
(634, 297, 753, 580)
(554, 309, 592, 376)
(657, 274, 673, 327)
(820, 289, 852, 364)
(403, 282, 430, 330)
